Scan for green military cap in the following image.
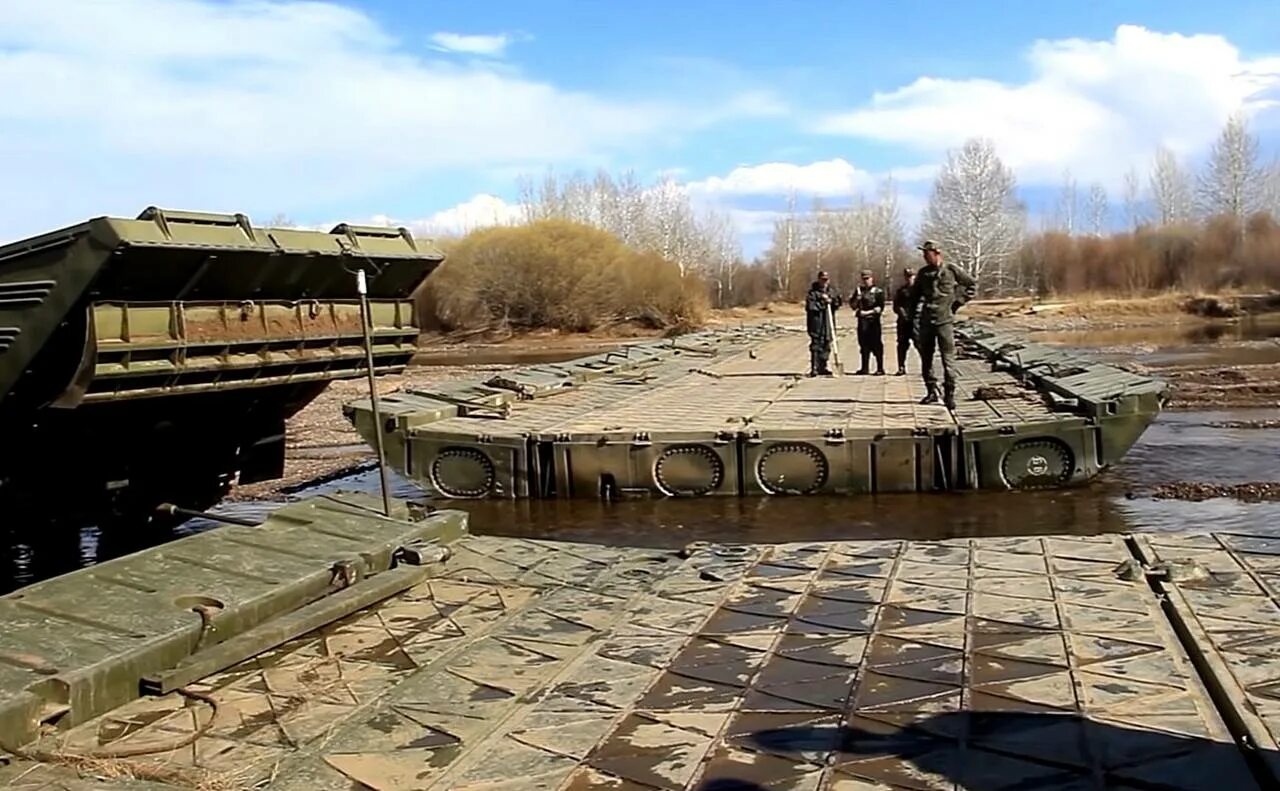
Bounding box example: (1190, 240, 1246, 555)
(917, 240, 942, 253)
(903, 267, 915, 276)
(860, 269, 873, 277)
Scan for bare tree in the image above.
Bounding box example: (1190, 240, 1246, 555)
(921, 138, 1024, 293)
(870, 177, 906, 284)
(1264, 159, 1280, 219)
(1086, 183, 1109, 237)
(1056, 170, 1078, 234)
(1150, 146, 1193, 226)
(514, 167, 742, 288)
(700, 209, 740, 307)
(1122, 168, 1145, 230)
(1196, 113, 1264, 231)
(267, 212, 297, 228)
(766, 190, 800, 297)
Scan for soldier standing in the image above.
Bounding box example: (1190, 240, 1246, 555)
(850, 269, 885, 375)
(892, 267, 916, 376)
(908, 241, 977, 408)
(804, 270, 842, 377)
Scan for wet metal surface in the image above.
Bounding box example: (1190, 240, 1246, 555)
(1134, 532, 1280, 782)
(8, 529, 1275, 789)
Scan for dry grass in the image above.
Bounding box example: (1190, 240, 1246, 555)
(706, 301, 805, 324)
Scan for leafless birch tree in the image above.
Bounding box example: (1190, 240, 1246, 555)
(1056, 170, 1078, 234)
(766, 190, 800, 297)
(1086, 183, 1109, 236)
(1196, 113, 1264, 231)
(515, 168, 741, 284)
(1122, 168, 1145, 230)
(1263, 160, 1280, 219)
(921, 138, 1024, 293)
(1150, 146, 1193, 226)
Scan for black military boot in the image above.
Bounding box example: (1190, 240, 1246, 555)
(920, 386, 939, 404)
(856, 350, 869, 375)
(943, 383, 956, 410)
(874, 354, 885, 376)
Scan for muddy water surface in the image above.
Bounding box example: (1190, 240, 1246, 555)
(5, 319, 1280, 593)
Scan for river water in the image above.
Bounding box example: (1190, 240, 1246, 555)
(5, 318, 1280, 593)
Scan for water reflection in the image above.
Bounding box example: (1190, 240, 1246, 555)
(457, 486, 1133, 548)
(1119, 409, 1280, 487)
(1029, 314, 1280, 349)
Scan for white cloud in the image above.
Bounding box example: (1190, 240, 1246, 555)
(0, 0, 777, 242)
(428, 32, 522, 57)
(395, 194, 523, 237)
(687, 159, 876, 197)
(816, 25, 1280, 187)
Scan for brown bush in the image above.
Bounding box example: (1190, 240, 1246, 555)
(1024, 214, 1280, 297)
(722, 263, 774, 307)
(417, 219, 707, 333)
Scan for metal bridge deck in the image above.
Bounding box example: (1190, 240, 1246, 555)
(6, 517, 1278, 790)
(350, 324, 1164, 499)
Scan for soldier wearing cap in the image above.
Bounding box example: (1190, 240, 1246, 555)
(892, 267, 916, 376)
(804, 270, 842, 377)
(850, 268, 886, 375)
(907, 240, 977, 408)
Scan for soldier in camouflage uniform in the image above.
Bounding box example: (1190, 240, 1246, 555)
(850, 269, 886, 375)
(907, 241, 977, 409)
(804, 270, 842, 376)
(892, 267, 916, 376)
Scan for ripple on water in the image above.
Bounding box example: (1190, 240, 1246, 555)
(1115, 409, 1280, 488)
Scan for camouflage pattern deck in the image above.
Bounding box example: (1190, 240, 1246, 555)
(8, 528, 1272, 790)
(1130, 532, 1280, 782)
(0, 493, 464, 750)
(347, 322, 1168, 499)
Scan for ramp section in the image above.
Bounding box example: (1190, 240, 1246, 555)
(0, 208, 447, 531)
(0, 208, 442, 410)
(23, 531, 1275, 789)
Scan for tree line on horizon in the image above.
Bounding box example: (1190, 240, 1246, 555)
(410, 113, 1280, 335)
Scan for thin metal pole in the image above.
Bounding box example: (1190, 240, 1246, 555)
(356, 269, 392, 517)
(155, 503, 261, 527)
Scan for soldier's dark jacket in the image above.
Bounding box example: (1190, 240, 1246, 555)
(851, 285, 885, 320)
(893, 284, 914, 324)
(908, 263, 977, 326)
(804, 283, 842, 334)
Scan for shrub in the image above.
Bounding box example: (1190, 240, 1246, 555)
(417, 219, 707, 333)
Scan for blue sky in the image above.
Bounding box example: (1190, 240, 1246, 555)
(2, 0, 1278, 255)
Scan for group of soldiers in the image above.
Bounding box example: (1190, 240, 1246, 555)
(804, 240, 977, 410)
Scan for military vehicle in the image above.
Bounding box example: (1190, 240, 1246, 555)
(345, 321, 1168, 499)
(0, 207, 442, 528)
